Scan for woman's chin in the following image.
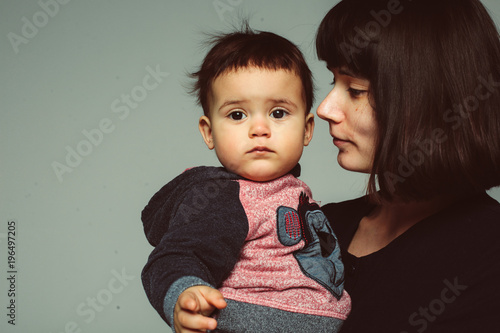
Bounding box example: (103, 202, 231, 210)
(337, 155, 372, 174)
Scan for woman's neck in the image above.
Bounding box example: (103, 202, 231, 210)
(347, 195, 457, 257)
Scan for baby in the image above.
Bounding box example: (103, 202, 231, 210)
(141, 26, 351, 332)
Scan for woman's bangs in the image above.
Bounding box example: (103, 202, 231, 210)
(316, 3, 372, 76)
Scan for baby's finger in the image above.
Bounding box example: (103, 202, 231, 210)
(200, 288, 227, 313)
(176, 310, 218, 332)
(178, 290, 201, 312)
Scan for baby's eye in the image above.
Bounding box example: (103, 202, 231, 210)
(229, 111, 246, 120)
(270, 109, 288, 119)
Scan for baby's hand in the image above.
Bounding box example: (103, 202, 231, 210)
(174, 286, 227, 333)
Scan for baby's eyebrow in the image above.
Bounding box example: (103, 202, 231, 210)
(218, 98, 298, 111)
(269, 98, 298, 108)
(218, 99, 247, 111)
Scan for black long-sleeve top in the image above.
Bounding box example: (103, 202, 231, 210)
(322, 192, 500, 332)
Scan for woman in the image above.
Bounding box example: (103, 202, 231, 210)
(317, 0, 500, 331)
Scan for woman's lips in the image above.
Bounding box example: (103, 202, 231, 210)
(333, 137, 350, 147)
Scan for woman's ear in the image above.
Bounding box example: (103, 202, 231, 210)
(303, 113, 315, 146)
(199, 115, 215, 149)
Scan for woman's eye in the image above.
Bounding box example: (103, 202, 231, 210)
(348, 88, 366, 98)
(271, 109, 287, 119)
(229, 111, 246, 120)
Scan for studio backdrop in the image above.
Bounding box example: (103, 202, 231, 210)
(2, 1, 499, 332)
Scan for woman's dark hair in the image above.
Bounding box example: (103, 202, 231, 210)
(317, 0, 500, 202)
(191, 25, 314, 116)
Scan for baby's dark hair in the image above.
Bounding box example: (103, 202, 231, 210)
(190, 25, 314, 116)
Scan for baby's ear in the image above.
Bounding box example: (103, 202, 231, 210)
(303, 113, 315, 146)
(198, 116, 214, 149)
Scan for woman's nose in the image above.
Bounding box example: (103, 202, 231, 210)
(317, 88, 345, 123)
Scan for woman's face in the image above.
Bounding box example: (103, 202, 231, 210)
(317, 67, 377, 173)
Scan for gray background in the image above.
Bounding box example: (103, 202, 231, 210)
(1, 1, 499, 332)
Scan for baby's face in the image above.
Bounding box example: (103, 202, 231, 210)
(199, 66, 314, 182)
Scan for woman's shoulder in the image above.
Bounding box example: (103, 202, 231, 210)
(474, 191, 500, 215)
(445, 191, 500, 226)
(321, 196, 375, 244)
(322, 196, 375, 222)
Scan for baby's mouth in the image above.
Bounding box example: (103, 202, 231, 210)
(248, 146, 273, 153)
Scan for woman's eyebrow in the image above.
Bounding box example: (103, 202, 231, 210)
(338, 67, 370, 84)
(327, 66, 358, 77)
(338, 67, 357, 77)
